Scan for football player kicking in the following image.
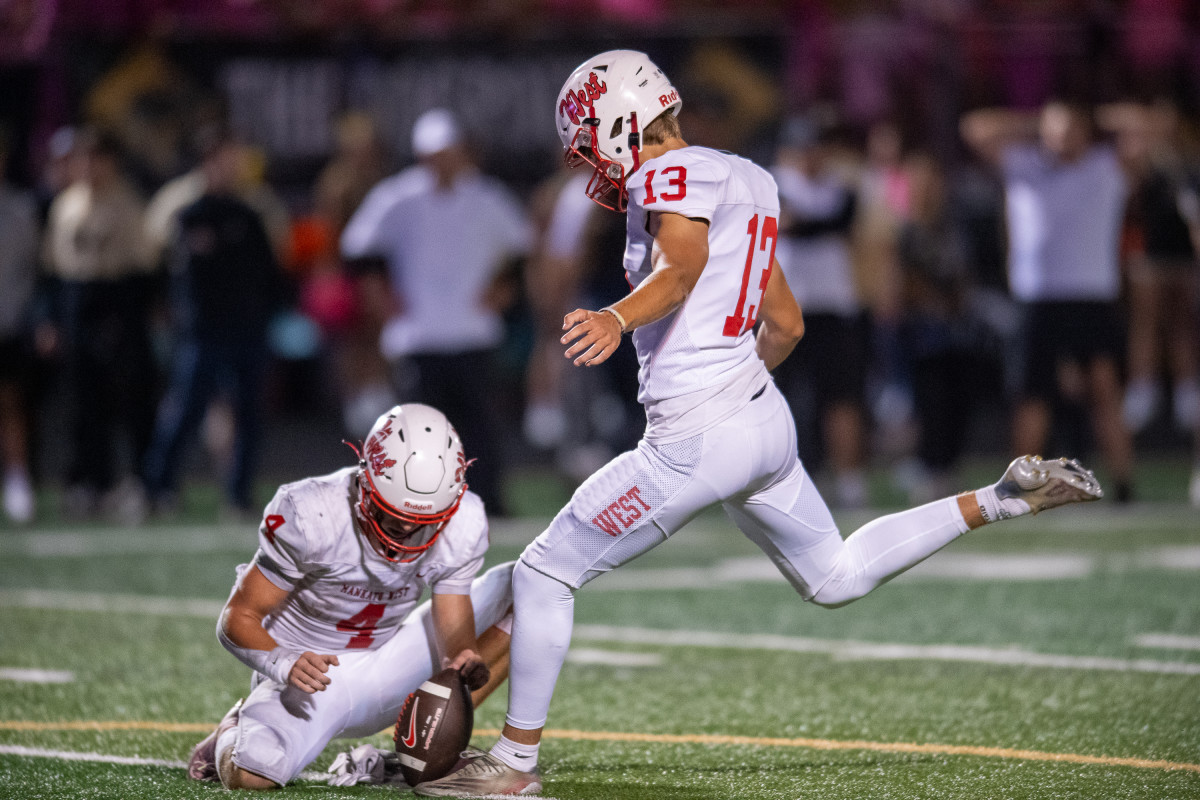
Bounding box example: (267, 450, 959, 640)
(414, 50, 1103, 798)
(187, 403, 516, 790)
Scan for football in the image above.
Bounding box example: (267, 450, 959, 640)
(393, 667, 474, 784)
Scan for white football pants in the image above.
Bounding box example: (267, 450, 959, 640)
(231, 561, 514, 785)
(507, 383, 971, 730)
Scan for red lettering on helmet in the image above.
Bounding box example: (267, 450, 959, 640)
(264, 514, 285, 545)
(560, 72, 608, 126)
(658, 90, 678, 108)
(404, 500, 434, 511)
(365, 420, 398, 477)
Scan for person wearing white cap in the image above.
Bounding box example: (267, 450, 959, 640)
(341, 108, 533, 515)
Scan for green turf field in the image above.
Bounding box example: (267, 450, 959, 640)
(1, 497, 1198, 799)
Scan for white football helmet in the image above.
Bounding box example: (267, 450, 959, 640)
(350, 404, 471, 562)
(556, 49, 681, 211)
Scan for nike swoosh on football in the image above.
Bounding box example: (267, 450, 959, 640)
(402, 698, 419, 748)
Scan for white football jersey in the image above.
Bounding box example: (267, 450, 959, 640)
(246, 466, 489, 654)
(623, 146, 778, 442)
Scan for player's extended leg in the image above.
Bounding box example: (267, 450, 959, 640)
(731, 452, 1103, 608)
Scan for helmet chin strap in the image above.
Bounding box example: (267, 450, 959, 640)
(628, 111, 641, 173)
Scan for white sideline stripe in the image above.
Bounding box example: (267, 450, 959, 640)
(0, 745, 186, 769)
(590, 552, 1101, 590)
(0, 669, 74, 684)
(11, 527, 251, 557)
(1135, 633, 1200, 651)
(572, 625, 1200, 676)
(567, 648, 664, 668)
(9, 504, 1196, 556)
(4, 589, 1198, 676)
(0, 744, 333, 783)
(0, 589, 225, 618)
(1135, 546, 1200, 571)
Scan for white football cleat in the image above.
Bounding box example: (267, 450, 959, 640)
(187, 699, 242, 782)
(995, 455, 1103, 514)
(413, 752, 542, 797)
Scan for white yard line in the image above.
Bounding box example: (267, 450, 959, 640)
(589, 552, 1101, 590)
(0, 744, 186, 769)
(10, 527, 250, 557)
(8, 504, 1195, 556)
(0, 669, 75, 684)
(571, 625, 1200, 676)
(3, 590, 1197, 676)
(566, 648, 664, 668)
(0, 744, 331, 783)
(0, 588, 225, 618)
(1134, 633, 1200, 651)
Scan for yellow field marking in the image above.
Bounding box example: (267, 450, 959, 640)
(476, 728, 1200, 774)
(2, 721, 1196, 774)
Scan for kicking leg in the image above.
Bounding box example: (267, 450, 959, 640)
(413, 560, 558, 797)
(731, 455, 1102, 608)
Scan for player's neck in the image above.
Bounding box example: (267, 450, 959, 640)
(640, 136, 688, 162)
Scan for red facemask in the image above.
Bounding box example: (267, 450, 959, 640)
(346, 442, 466, 563)
(565, 113, 641, 212)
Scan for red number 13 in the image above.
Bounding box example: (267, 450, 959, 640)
(723, 214, 778, 337)
(643, 166, 687, 204)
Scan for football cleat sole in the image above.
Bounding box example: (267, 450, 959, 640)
(413, 752, 542, 797)
(995, 455, 1103, 514)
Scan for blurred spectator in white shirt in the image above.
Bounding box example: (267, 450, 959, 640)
(341, 108, 532, 515)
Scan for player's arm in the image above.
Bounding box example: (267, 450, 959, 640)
(561, 210, 709, 366)
(430, 592, 490, 691)
(754, 258, 806, 371)
(218, 565, 340, 694)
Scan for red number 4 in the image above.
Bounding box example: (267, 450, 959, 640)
(723, 214, 778, 337)
(336, 603, 385, 649)
(643, 166, 687, 204)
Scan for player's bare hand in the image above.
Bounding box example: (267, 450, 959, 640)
(289, 652, 340, 693)
(561, 308, 621, 367)
(445, 649, 490, 691)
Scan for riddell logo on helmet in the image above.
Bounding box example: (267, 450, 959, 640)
(366, 421, 398, 477)
(560, 72, 608, 126)
(658, 90, 678, 107)
(404, 500, 434, 511)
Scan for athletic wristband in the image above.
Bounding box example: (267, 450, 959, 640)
(217, 624, 302, 686)
(600, 306, 627, 333)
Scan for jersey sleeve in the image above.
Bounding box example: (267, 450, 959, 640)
(251, 489, 309, 591)
(429, 494, 490, 595)
(340, 179, 399, 260)
(631, 152, 723, 222)
(487, 183, 535, 259)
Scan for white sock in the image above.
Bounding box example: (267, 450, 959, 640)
(490, 735, 539, 772)
(974, 484, 1030, 523)
(214, 725, 239, 787)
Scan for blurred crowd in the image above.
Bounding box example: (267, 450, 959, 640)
(2, 4, 1200, 525)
